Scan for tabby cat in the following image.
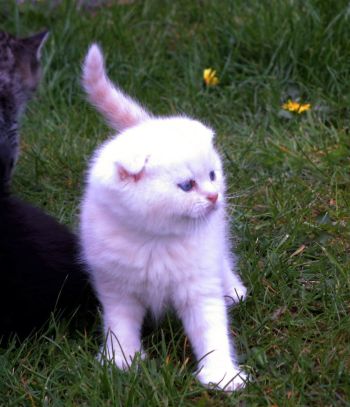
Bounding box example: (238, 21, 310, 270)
(0, 31, 96, 343)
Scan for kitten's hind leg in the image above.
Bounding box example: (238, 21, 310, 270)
(100, 298, 146, 370)
(175, 290, 247, 392)
(222, 258, 247, 306)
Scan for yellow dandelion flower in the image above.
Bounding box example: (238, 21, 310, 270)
(203, 68, 219, 86)
(297, 103, 311, 113)
(282, 100, 311, 114)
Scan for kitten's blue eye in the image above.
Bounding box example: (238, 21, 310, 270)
(209, 171, 216, 181)
(178, 179, 196, 192)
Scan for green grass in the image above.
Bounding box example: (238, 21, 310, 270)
(1, 0, 350, 405)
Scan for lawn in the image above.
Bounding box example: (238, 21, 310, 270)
(1, 0, 349, 405)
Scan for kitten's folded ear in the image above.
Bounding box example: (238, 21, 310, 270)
(116, 154, 150, 183)
(82, 44, 151, 132)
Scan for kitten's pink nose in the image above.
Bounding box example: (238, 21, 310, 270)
(206, 193, 218, 204)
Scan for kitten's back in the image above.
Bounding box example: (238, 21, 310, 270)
(0, 140, 13, 196)
(0, 195, 95, 341)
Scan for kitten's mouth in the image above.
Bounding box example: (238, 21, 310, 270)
(191, 203, 218, 220)
(206, 202, 218, 213)
(207, 208, 217, 218)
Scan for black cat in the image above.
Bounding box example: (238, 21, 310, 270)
(0, 31, 96, 343)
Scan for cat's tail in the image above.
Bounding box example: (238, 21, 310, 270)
(82, 44, 151, 132)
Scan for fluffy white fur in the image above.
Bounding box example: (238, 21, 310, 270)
(80, 44, 248, 391)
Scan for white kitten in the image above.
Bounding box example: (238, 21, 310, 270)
(80, 44, 248, 391)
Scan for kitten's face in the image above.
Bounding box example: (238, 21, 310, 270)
(140, 153, 224, 226)
(0, 30, 48, 119)
(92, 118, 226, 233)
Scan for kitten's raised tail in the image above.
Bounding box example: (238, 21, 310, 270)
(82, 44, 151, 132)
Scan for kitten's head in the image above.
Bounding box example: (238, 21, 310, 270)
(83, 44, 227, 235)
(0, 30, 48, 120)
(90, 117, 226, 235)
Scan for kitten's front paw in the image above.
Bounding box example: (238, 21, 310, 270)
(197, 365, 247, 392)
(224, 282, 247, 306)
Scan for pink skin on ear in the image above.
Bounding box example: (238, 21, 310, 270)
(118, 165, 144, 182)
